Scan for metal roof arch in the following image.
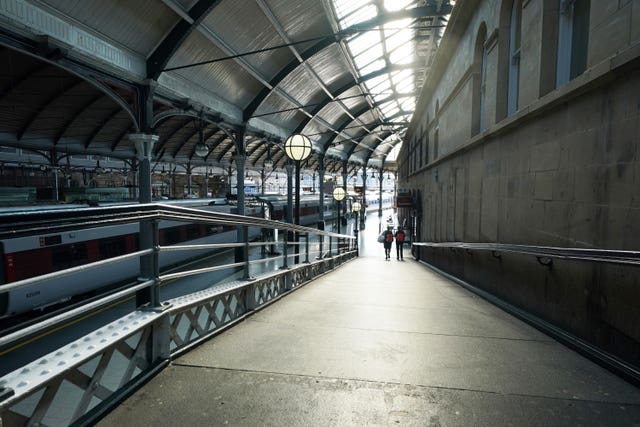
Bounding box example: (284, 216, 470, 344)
(147, 0, 225, 80)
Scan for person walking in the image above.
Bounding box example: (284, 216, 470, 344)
(382, 225, 394, 260)
(395, 226, 405, 260)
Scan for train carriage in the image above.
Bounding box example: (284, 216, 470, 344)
(0, 199, 261, 317)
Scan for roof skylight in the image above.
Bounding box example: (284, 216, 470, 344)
(332, 0, 422, 159)
(331, 0, 452, 161)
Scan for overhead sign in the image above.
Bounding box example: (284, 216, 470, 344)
(396, 190, 413, 208)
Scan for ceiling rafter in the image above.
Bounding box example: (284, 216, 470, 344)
(203, 132, 228, 162)
(17, 79, 86, 141)
(149, 0, 224, 79)
(295, 63, 417, 150)
(54, 94, 105, 146)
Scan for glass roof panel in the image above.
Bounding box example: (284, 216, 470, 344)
(389, 43, 414, 65)
(339, 4, 377, 28)
(331, 0, 453, 161)
(353, 42, 383, 68)
(366, 74, 389, 89)
(383, 0, 414, 12)
(385, 138, 402, 161)
(391, 69, 412, 87)
(347, 32, 381, 57)
(396, 78, 415, 94)
(380, 101, 400, 115)
(385, 27, 413, 52)
(359, 58, 386, 75)
(334, 0, 370, 20)
(399, 97, 416, 111)
(367, 76, 392, 95)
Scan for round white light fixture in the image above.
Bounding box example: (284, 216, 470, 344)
(333, 186, 346, 201)
(352, 201, 361, 212)
(195, 142, 209, 157)
(284, 134, 312, 162)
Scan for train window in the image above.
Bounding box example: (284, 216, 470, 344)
(8, 250, 52, 281)
(99, 237, 127, 259)
(41, 235, 62, 246)
(161, 226, 182, 245)
(185, 224, 201, 240)
(51, 243, 89, 271)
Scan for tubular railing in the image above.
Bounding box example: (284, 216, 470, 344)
(412, 240, 640, 386)
(0, 203, 356, 426)
(412, 241, 640, 266)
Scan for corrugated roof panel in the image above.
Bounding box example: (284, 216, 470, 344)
(166, 31, 264, 107)
(253, 91, 309, 130)
(39, 0, 177, 55)
(352, 111, 378, 130)
(201, 0, 296, 78)
(265, 0, 335, 53)
(334, 87, 369, 111)
(277, 66, 323, 107)
(305, 46, 353, 88)
(315, 103, 346, 126)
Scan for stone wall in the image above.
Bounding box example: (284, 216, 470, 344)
(400, 0, 640, 367)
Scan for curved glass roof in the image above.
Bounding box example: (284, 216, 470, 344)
(331, 0, 442, 160)
(0, 0, 452, 175)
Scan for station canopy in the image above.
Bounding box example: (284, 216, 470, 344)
(0, 0, 452, 175)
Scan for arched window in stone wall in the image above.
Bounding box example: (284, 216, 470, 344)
(539, 0, 591, 95)
(556, 0, 590, 86)
(472, 22, 488, 136)
(422, 114, 429, 165)
(433, 101, 439, 160)
(508, 0, 522, 115)
(497, 0, 522, 119)
(418, 126, 423, 168)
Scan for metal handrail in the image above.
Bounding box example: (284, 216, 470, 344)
(0, 248, 154, 293)
(412, 240, 640, 386)
(412, 241, 640, 266)
(0, 203, 353, 240)
(0, 204, 354, 347)
(0, 279, 155, 348)
(0, 203, 359, 425)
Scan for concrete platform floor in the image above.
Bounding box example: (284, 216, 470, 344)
(99, 246, 640, 426)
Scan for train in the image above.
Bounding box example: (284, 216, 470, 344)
(0, 191, 394, 318)
(0, 199, 259, 317)
(257, 191, 394, 222)
(257, 194, 335, 223)
(0, 195, 334, 318)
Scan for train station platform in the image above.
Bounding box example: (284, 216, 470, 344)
(96, 212, 640, 426)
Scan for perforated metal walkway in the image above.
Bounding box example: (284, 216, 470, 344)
(98, 214, 640, 426)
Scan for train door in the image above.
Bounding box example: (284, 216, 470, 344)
(0, 242, 6, 315)
(262, 200, 280, 252)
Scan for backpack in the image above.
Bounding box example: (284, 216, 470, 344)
(385, 232, 393, 243)
(396, 231, 404, 242)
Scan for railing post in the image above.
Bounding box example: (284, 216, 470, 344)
(137, 218, 160, 308)
(131, 131, 158, 309)
(305, 233, 310, 263)
(242, 225, 251, 279)
(318, 227, 324, 259)
(152, 314, 171, 363)
(284, 271, 292, 291)
(328, 236, 332, 258)
(282, 228, 289, 269)
(151, 219, 160, 307)
(245, 282, 257, 312)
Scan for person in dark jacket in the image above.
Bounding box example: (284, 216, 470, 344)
(395, 226, 406, 260)
(382, 225, 394, 260)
